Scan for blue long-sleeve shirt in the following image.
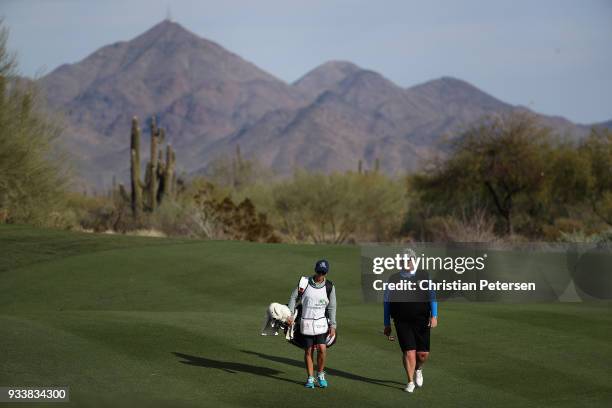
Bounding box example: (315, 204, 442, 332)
(383, 271, 438, 326)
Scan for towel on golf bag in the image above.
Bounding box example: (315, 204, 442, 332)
(261, 302, 336, 348)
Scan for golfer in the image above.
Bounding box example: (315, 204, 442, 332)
(287, 259, 337, 389)
(383, 249, 438, 393)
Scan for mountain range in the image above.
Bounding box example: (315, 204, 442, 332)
(37, 20, 607, 189)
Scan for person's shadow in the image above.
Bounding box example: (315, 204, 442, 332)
(172, 352, 302, 385)
(241, 349, 404, 388)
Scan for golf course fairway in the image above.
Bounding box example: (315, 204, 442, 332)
(1, 225, 610, 407)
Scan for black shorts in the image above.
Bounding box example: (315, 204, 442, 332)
(394, 320, 430, 352)
(302, 332, 327, 349)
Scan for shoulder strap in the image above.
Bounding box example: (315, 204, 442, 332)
(325, 279, 333, 299)
(324, 280, 334, 319)
(296, 276, 309, 301)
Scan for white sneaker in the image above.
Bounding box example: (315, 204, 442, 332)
(404, 382, 416, 393)
(415, 369, 423, 387)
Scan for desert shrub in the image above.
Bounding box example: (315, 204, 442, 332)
(578, 128, 612, 227)
(192, 181, 279, 242)
(67, 192, 141, 233)
(205, 146, 274, 190)
(265, 171, 406, 243)
(46, 208, 80, 230)
(147, 200, 201, 237)
(560, 229, 612, 244)
(540, 218, 585, 241)
(423, 210, 499, 243)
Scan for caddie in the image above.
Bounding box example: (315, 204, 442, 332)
(286, 259, 337, 389)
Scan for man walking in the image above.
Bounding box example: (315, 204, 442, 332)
(383, 249, 438, 393)
(287, 259, 337, 389)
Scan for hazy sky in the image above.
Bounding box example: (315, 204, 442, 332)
(2, 0, 611, 123)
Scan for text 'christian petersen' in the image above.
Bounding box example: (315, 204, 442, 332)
(372, 279, 536, 292)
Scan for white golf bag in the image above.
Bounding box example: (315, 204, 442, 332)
(260, 302, 296, 338)
(261, 277, 337, 348)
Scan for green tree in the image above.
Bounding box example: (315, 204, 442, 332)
(413, 113, 551, 235)
(0, 22, 68, 225)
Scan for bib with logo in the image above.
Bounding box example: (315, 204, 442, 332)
(300, 283, 329, 335)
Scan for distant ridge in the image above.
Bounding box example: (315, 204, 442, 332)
(37, 20, 595, 189)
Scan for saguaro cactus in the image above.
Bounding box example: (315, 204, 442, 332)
(128, 115, 178, 215)
(130, 117, 143, 216)
(163, 145, 176, 199)
(148, 117, 159, 211)
(170, 145, 176, 193)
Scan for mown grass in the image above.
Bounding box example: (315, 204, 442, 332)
(0, 225, 610, 407)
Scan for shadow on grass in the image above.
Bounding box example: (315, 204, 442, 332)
(172, 352, 302, 385)
(241, 349, 404, 389)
